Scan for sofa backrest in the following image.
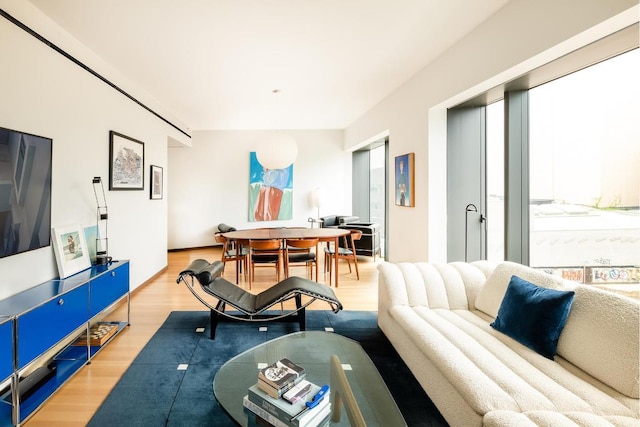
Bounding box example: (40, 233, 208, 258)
(557, 285, 639, 399)
(377, 261, 494, 311)
(475, 261, 575, 318)
(476, 262, 640, 399)
(319, 215, 359, 228)
(319, 215, 338, 227)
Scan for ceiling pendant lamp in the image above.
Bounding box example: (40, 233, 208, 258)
(256, 131, 298, 170)
(256, 89, 298, 170)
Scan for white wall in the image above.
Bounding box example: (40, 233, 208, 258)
(0, 1, 190, 298)
(344, 0, 639, 263)
(168, 129, 349, 249)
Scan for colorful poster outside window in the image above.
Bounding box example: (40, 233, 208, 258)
(249, 152, 293, 221)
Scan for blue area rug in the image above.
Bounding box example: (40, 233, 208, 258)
(88, 310, 447, 426)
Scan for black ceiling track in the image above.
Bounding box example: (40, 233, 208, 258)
(1, 8, 191, 139)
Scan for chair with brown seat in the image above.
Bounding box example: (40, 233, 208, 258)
(214, 232, 248, 280)
(284, 238, 319, 282)
(248, 239, 282, 289)
(324, 229, 362, 285)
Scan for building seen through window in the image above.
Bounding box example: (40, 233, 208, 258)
(487, 48, 639, 297)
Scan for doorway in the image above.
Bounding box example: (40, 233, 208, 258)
(352, 138, 388, 259)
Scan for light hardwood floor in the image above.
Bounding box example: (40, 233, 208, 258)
(25, 247, 382, 426)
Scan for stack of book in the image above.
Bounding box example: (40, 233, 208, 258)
(243, 358, 331, 427)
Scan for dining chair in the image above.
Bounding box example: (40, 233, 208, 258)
(324, 229, 362, 285)
(248, 239, 282, 290)
(214, 233, 248, 280)
(284, 238, 319, 282)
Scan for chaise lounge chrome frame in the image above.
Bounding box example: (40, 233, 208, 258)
(176, 259, 343, 339)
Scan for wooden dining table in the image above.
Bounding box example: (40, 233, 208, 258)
(222, 227, 351, 287)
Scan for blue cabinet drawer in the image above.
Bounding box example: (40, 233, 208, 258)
(0, 318, 12, 381)
(89, 262, 129, 318)
(17, 285, 88, 368)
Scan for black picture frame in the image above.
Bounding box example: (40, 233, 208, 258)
(109, 131, 145, 190)
(150, 165, 163, 200)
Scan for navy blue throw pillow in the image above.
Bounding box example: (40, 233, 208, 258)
(490, 275, 575, 360)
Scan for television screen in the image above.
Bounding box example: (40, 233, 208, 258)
(0, 127, 52, 258)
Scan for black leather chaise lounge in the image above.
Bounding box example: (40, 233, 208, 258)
(177, 259, 343, 339)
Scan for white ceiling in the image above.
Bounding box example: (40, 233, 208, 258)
(27, 0, 510, 131)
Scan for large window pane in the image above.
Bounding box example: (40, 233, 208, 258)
(370, 145, 385, 257)
(529, 49, 639, 290)
(486, 100, 505, 262)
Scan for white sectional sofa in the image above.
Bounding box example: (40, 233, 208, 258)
(377, 261, 640, 426)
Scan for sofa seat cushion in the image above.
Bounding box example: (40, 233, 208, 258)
(484, 410, 640, 427)
(388, 304, 638, 418)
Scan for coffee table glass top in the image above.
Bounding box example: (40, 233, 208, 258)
(213, 331, 406, 426)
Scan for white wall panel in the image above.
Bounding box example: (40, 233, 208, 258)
(0, 1, 187, 297)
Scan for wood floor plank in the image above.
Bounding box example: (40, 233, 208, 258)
(24, 247, 381, 426)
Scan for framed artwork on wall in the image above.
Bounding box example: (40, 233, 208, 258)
(52, 224, 91, 278)
(248, 152, 293, 221)
(395, 152, 415, 207)
(109, 131, 144, 190)
(150, 165, 163, 200)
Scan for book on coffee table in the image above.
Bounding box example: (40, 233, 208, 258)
(246, 382, 330, 427)
(258, 358, 306, 398)
(243, 394, 330, 427)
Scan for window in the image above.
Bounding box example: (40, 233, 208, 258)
(370, 145, 386, 257)
(486, 100, 505, 262)
(528, 49, 640, 287)
(447, 19, 640, 295)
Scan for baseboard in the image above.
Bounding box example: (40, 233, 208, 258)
(168, 245, 220, 252)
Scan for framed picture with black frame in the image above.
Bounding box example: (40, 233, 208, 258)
(395, 152, 415, 207)
(150, 165, 163, 200)
(109, 131, 144, 190)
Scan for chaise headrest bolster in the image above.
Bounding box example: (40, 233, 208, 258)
(217, 223, 237, 232)
(178, 259, 224, 285)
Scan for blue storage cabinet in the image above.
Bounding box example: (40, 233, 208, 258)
(0, 318, 12, 383)
(0, 260, 129, 427)
(89, 261, 129, 317)
(17, 285, 88, 369)
(0, 318, 12, 424)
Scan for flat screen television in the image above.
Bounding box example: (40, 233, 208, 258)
(0, 127, 52, 258)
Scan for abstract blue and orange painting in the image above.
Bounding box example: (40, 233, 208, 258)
(249, 152, 293, 221)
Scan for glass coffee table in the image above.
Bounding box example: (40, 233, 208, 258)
(213, 331, 406, 426)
